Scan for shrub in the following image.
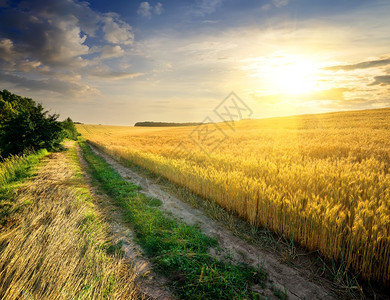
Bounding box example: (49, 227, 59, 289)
(0, 90, 64, 158)
(61, 117, 80, 141)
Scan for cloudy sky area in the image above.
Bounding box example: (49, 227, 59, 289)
(0, 0, 389, 124)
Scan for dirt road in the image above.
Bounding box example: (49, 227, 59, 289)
(89, 143, 337, 300)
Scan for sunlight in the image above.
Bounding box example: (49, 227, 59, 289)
(245, 54, 320, 96)
(268, 59, 318, 95)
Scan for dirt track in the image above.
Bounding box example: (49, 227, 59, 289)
(88, 143, 337, 300)
(77, 144, 173, 300)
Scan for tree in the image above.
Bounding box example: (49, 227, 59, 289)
(0, 90, 64, 158)
(60, 117, 80, 140)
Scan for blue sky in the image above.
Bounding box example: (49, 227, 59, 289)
(0, 0, 389, 124)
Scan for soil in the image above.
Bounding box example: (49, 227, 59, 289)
(88, 143, 338, 300)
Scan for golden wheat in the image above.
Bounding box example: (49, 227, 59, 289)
(77, 108, 390, 284)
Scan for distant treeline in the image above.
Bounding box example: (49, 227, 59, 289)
(134, 121, 204, 127)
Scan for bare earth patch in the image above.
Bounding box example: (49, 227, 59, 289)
(88, 143, 337, 300)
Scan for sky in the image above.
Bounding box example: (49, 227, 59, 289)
(0, 0, 389, 125)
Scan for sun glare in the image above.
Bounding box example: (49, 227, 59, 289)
(268, 60, 318, 95)
(246, 54, 320, 96)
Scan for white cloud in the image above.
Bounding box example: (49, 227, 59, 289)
(137, 2, 152, 18)
(48, 19, 89, 64)
(0, 0, 136, 97)
(102, 14, 134, 45)
(261, 4, 272, 11)
(272, 0, 289, 8)
(202, 20, 219, 24)
(155, 2, 164, 15)
(101, 45, 125, 59)
(193, 0, 223, 16)
(137, 2, 164, 18)
(90, 45, 125, 59)
(0, 38, 14, 61)
(91, 71, 144, 80)
(0, 0, 134, 66)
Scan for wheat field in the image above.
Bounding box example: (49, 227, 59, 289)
(77, 108, 390, 284)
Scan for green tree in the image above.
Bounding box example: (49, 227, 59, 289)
(60, 117, 80, 140)
(0, 90, 64, 158)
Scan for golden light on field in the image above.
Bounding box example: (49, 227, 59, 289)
(77, 108, 390, 284)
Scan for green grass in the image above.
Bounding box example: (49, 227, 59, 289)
(66, 144, 137, 297)
(0, 149, 49, 226)
(80, 141, 268, 299)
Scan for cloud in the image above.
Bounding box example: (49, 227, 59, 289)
(0, 38, 14, 62)
(0, 0, 135, 97)
(324, 58, 390, 71)
(137, 2, 152, 18)
(272, 0, 289, 8)
(0, 0, 134, 65)
(192, 0, 223, 16)
(261, 4, 272, 11)
(89, 45, 125, 59)
(102, 14, 134, 45)
(369, 75, 390, 86)
(202, 20, 219, 24)
(101, 45, 125, 59)
(0, 72, 99, 96)
(91, 71, 144, 80)
(0, 9, 89, 67)
(155, 2, 164, 15)
(306, 88, 350, 101)
(137, 2, 164, 18)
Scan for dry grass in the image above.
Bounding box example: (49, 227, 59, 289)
(78, 108, 390, 284)
(0, 143, 138, 299)
(0, 150, 47, 186)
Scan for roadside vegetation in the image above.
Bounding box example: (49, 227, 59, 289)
(0, 149, 48, 226)
(80, 140, 269, 299)
(0, 142, 138, 299)
(0, 90, 137, 299)
(0, 89, 79, 159)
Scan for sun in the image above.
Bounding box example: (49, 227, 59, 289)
(246, 54, 320, 96)
(266, 57, 319, 95)
(268, 60, 318, 95)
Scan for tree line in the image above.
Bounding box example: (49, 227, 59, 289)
(134, 121, 204, 127)
(0, 90, 79, 159)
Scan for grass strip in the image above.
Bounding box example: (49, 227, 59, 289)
(80, 141, 268, 299)
(67, 143, 138, 299)
(0, 149, 49, 226)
